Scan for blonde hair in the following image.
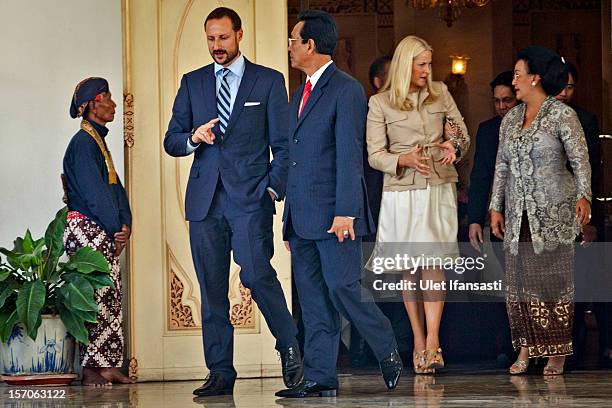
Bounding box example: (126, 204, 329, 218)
(381, 35, 439, 111)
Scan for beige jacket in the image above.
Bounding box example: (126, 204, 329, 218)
(366, 82, 469, 191)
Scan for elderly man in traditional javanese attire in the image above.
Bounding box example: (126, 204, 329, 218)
(62, 77, 133, 386)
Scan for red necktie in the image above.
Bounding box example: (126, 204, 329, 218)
(298, 80, 312, 117)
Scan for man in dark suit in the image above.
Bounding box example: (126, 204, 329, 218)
(467, 71, 518, 263)
(275, 11, 402, 398)
(555, 62, 602, 242)
(467, 71, 518, 363)
(555, 61, 607, 367)
(164, 7, 302, 397)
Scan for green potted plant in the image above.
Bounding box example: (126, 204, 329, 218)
(0, 207, 113, 385)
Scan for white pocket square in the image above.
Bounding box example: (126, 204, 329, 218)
(244, 102, 261, 106)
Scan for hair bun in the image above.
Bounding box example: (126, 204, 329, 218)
(517, 46, 569, 96)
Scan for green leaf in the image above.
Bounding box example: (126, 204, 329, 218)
(31, 239, 45, 264)
(70, 307, 98, 324)
(81, 272, 115, 290)
(17, 253, 40, 269)
(58, 303, 89, 344)
(0, 308, 19, 343)
(65, 247, 109, 274)
(60, 275, 98, 312)
(0, 247, 17, 260)
(12, 237, 24, 254)
(0, 267, 10, 282)
(44, 207, 67, 260)
(0, 247, 27, 270)
(22, 230, 34, 253)
(16, 280, 46, 340)
(41, 250, 59, 282)
(0, 282, 18, 309)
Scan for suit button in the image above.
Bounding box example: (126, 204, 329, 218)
(293, 139, 298, 144)
(292, 161, 297, 167)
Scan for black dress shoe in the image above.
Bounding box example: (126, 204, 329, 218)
(193, 374, 234, 397)
(280, 345, 304, 388)
(275, 380, 337, 398)
(380, 348, 403, 390)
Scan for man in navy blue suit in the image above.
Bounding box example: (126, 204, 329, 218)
(467, 71, 518, 365)
(164, 7, 302, 397)
(275, 10, 402, 398)
(468, 70, 518, 262)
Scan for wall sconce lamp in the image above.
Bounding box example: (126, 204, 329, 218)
(450, 55, 470, 75)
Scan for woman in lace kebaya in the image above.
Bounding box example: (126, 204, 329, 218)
(489, 46, 591, 376)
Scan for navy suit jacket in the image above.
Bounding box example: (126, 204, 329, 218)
(467, 115, 502, 228)
(164, 59, 289, 221)
(283, 63, 375, 240)
(571, 105, 602, 232)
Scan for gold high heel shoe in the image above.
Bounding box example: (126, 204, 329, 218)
(425, 348, 445, 370)
(509, 359, 529, 375)
(543, 359, 565, 376)
(413, 350, 434, 374)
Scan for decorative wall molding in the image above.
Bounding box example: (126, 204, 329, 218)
(288, 0, 393, 28)
(169, 270, 197, 329)
(230, 283, 255, 328)
(229, 266, 258, 331)
(123, 92, 134, 147)
(167, 246, 200, 330)
(128, 356, 138, 380)
(166, 246, 258, 331)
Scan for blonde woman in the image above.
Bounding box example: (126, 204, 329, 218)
(367, 36, 469, 374)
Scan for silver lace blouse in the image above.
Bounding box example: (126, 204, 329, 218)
(489, 96, 591, 255)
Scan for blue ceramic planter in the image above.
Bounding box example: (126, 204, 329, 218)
(0, 316, 75, 376)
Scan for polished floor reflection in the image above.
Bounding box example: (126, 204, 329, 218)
(2, 368, 612, 407)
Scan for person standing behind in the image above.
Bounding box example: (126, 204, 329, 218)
(555, 62, 602, 245)
(63, 77, 133, 386)
(468, 70, 518, 259)
(467, 71, 518, 365)
(364, 55, 392, 243)
(277, 10, 402, 398)
(555, 61, 606, 367)
(164, 7, 302, 397)
(367, 35, 469, 375)
(351, 56, 406, 368)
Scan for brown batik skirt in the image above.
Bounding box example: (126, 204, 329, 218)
(505, 213, 574, 358)
(63, 211, 124, 368)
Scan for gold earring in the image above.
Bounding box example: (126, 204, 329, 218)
(531, 81, 536, 87)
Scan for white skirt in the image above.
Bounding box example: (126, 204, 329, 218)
(366, 183, 459, 273)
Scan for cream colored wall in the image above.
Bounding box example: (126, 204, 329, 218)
(126, 0, 292, 381)
(0, 0, 123, 246)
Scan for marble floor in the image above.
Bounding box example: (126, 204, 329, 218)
(2, 368, 612, 407)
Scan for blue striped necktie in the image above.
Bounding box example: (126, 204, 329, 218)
(217, 68, 231, 134)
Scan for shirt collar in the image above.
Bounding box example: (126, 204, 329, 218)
(89, 119, 109, 137)
(306, 60, 334, 88)
(214, 53, 246, 78)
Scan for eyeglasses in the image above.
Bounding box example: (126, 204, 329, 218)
(288, 37, 307, 47)
(514, 71, 537, 81)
